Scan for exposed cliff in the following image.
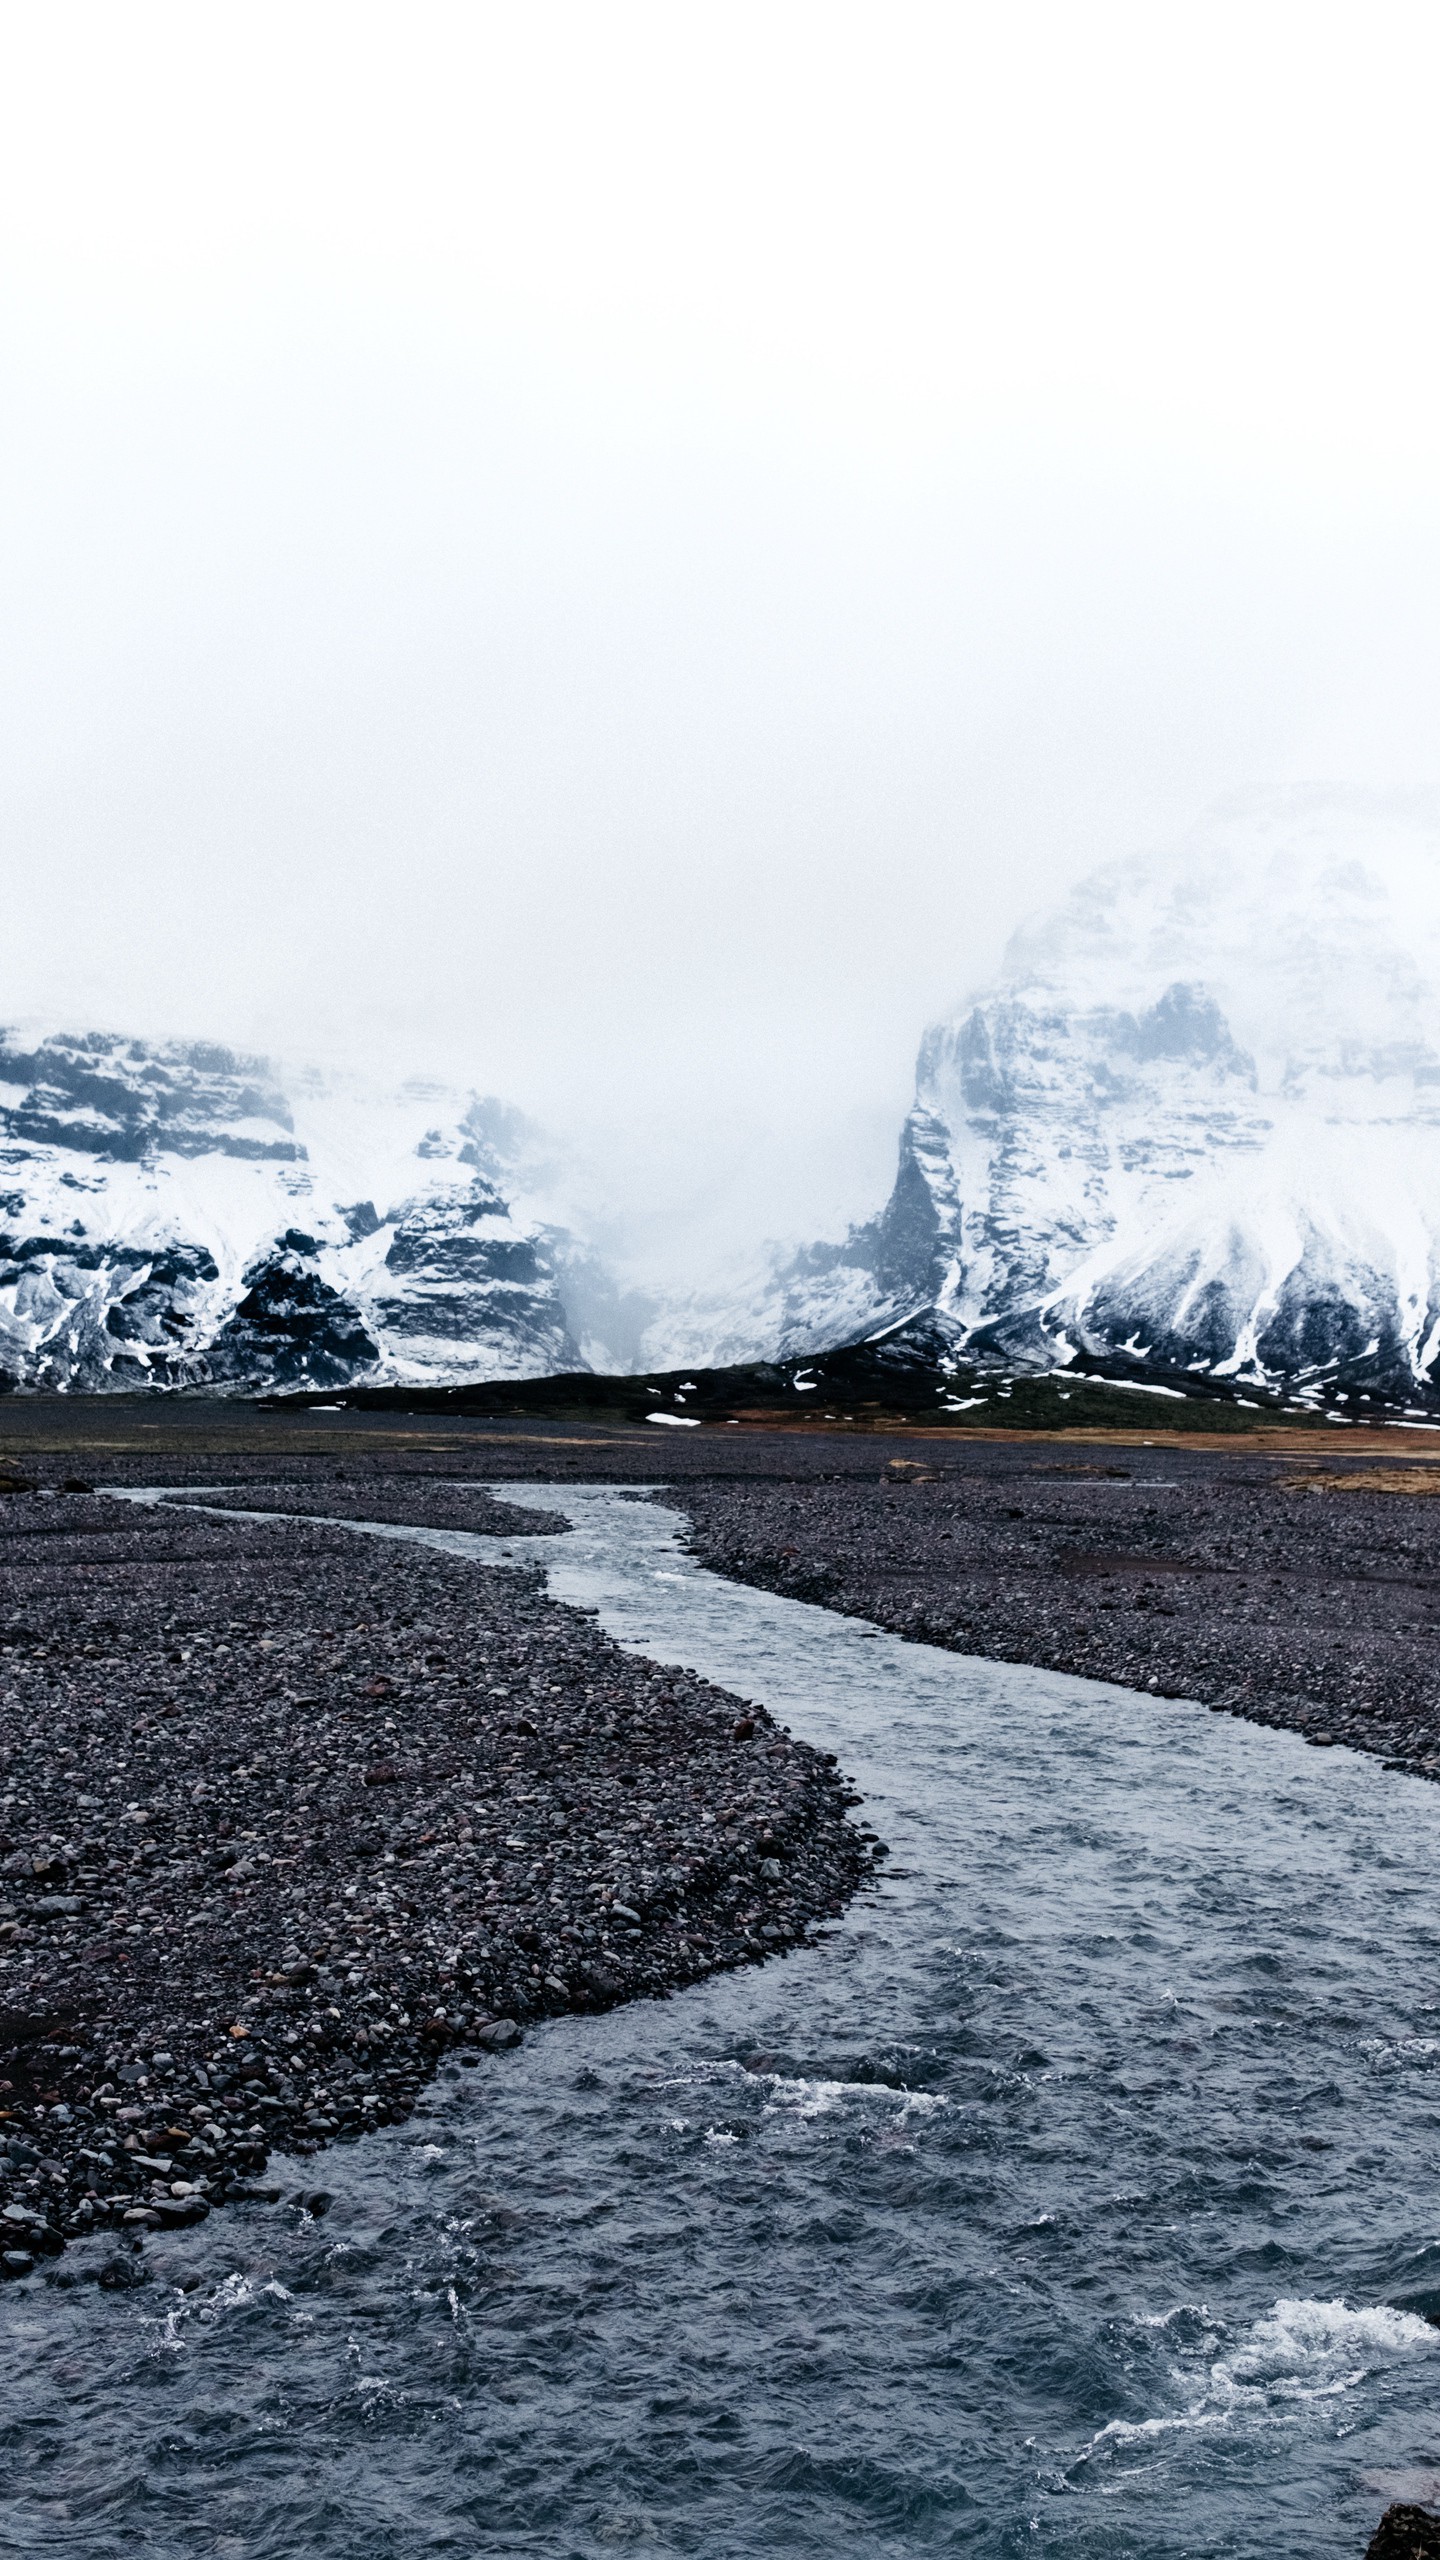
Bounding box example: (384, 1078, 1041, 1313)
(0, 1032, 582, 1390)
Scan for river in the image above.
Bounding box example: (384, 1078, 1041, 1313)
(5, 1480, 1440, 2557)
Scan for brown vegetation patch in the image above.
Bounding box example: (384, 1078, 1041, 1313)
(1284, 1468, 1440, 1496)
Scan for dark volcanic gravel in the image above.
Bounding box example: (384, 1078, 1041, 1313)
(8, 1396, 1440, 2286)
(674, 1449, 1440, 1774)
(0, 1484, 873, 2273)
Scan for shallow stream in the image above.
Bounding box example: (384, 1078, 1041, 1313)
(6, 1482, 1440, 2557)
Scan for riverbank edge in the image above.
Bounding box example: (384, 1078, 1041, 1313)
(664, 1482, 1440, 1787)
(0, 1480, 885, 2283)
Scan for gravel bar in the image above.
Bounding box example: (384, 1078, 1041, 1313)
(674, 1448, 1440, 1770)
(0, 1483, 876, 2277)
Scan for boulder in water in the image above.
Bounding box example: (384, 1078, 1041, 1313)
(1366, 2505, 1440, 2558)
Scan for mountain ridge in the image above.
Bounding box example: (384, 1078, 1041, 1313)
(790, 801, 1440, 1413)
(0, 1028, 583, 1391)
(10, 799, 1440, 1408)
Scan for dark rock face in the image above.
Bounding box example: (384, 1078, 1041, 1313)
(867, 1107, 960, 1304)
(762, 828, 1440, 1410)
(762, 977, 1279, 1370)
(371, 1184, 580, 1373)
(205, 1238, 381, 1388)
(0, 1029, 302, 1164)
(843, 976, 1271, 1339)
(0, 1236, 224, 1392)
(1365, 2505, 1440, 2558)
(102, 1247, 223, 1377)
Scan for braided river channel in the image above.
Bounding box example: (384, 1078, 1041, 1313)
(7, 1481, 1440, 2558)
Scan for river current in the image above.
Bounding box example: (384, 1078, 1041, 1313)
(6, 1481, 1440, 2557)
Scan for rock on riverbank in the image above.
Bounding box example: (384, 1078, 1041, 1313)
(1366, 2505, 1440, 2558)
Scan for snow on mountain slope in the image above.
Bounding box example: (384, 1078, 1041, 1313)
(12, 797, 1440, 1402)
(833, 797, 1440, 1404)
(0, 1032, 582, 1390)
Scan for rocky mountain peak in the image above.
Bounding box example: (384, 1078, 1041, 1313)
(833, 799, 1440, 1406)
(0, 1031, 582, 1392)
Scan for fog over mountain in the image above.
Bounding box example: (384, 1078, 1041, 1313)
(758, 795, 1440, 1409)
(0, 1036, 582, 1390)
(9, 12, 1440, 1314)
(8, 18, 1440, 1393)
(8, 796, 1440, 1405)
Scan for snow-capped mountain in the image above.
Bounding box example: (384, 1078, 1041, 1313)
(0, 1031, 584, 1390)
(13, 796, 1440, 1405)
(804, 796, 1440, 1406)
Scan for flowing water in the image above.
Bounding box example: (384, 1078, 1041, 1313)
(7, 1481, 1440, 2558)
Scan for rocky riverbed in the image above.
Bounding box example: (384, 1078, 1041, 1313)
(0, 1481, 874, 2274)
(672, 1446, 1440, 1774)
(6, 1398, 1440, 2290)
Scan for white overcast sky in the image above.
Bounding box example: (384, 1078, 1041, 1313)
(4, 3, 1440, 1264)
